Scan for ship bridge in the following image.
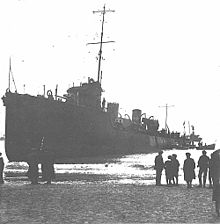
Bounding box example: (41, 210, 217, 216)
(65, 77, 103, 108)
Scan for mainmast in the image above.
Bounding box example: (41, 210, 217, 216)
(159, 103, 175, 133)
(87, 5, 115, 83)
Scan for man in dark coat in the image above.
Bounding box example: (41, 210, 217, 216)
(210, 150, 220, 186)
(41, 149, 55, 184)
(183, 152, 195, 188)
(0, 153, 4, 184)
(211, 149, 220, 217)
(197, 150, 210, 187)
(26, 148, 40, 184)
(154, 151, 164, 186)
(208, 152, 215, 188)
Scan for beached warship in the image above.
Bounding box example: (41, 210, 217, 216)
(2, 6, 184, 162)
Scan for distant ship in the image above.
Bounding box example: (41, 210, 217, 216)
(196, 143, 216, 150)
(2, 6, 189, 162)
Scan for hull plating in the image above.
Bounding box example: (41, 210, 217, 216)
(3, 92, 174, 162)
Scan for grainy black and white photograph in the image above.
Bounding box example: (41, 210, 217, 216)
(0, 0, 220, 223)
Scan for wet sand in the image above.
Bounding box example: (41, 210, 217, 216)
(0, 175, 219, 224)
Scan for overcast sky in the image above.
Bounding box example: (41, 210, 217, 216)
(0, 0, 220, 146)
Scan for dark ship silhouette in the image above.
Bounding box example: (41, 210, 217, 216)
(1, 6, 198, 162)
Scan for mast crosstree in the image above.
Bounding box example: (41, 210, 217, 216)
(87, 5, 115, 83)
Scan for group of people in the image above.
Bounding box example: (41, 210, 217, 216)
(0, 148, 55, 185)
(154, 151, 180, 186)
(26, 148, 55, 185)
(154, 150, 218, 188)
(154, 149, 220, 216)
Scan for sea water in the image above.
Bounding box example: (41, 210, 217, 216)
(0, 140, 213, 185)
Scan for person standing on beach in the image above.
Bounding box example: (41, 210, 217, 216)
(211, 151, 220, 186)
(154, 151, 164, 186)
(171, 154, 180, 185)
(197, 150, 209, 188)
(208, 153, 215, 188)
(0, 153, 4, 184)
(164, 155, 174, 185)
(211, 149, 220, 217)
(41, 149, 55, 184)
(183, 152, 195, 188)
(26, 148, 39, 185)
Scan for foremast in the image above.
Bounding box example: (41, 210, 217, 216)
(87, 5, 115, 83)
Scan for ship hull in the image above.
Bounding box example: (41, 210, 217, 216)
(2, 92, 174, 162)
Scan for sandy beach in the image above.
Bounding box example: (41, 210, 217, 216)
(0, 174, 219, 224)
(0, 145, 219, 223)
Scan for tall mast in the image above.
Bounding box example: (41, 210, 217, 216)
(97, 5, 105, 83)
(87, 5, 115, 83)
(159, 103, 175, 133)
(8, 57, 11, 91)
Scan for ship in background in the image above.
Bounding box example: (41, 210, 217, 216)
(1, 6, 203, 162)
